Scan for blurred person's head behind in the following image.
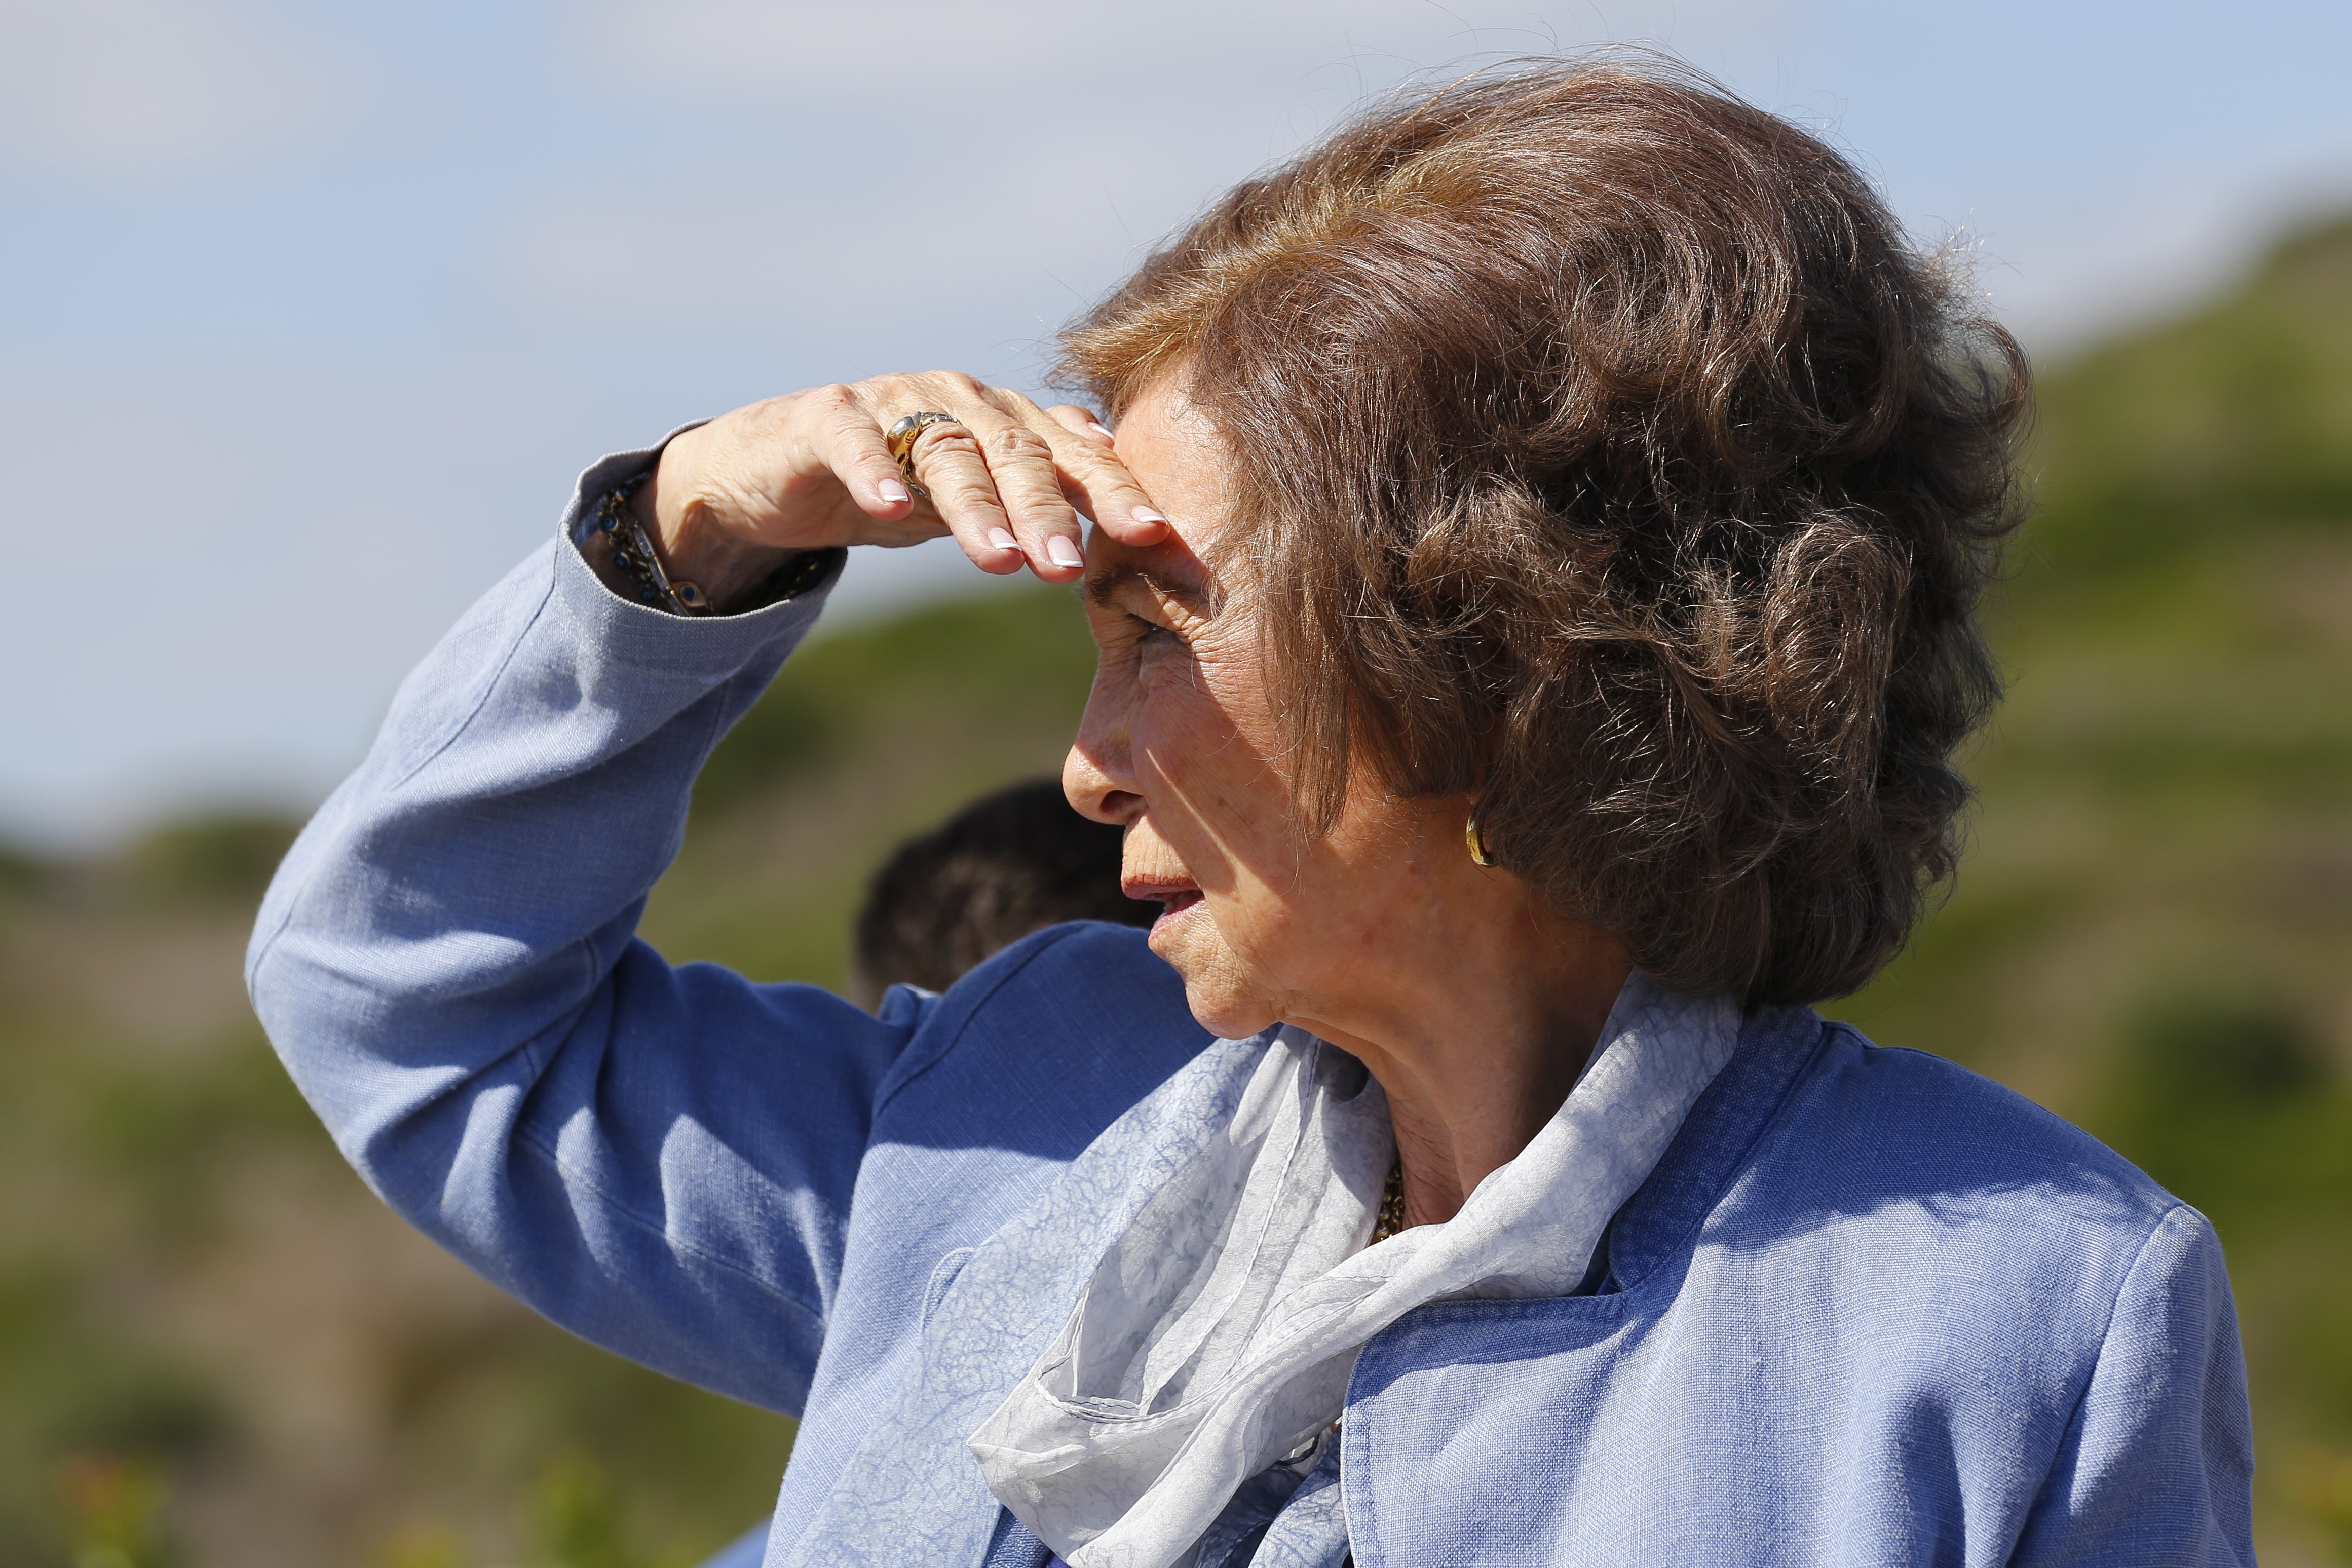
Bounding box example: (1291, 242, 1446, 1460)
(851, 778, 1157, 1010)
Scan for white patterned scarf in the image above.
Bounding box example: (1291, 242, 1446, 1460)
(967, 973, 1741, 1568)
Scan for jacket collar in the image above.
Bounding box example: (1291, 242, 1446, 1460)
(1585, 1003, 1829, 1293)
(780, 1033, 1274, 1568)
(777, 1006, 1831, 1568)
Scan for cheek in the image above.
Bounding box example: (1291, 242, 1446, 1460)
(1134, 660, 1279, 826)
(1135, 655, 1306, 914)
(1133, 681, 1228, 789)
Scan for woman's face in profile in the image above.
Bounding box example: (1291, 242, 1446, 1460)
(1066, 386, 1473, 1042)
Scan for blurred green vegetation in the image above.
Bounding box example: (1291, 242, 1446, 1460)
(1825, 213, 2352, 1561)
(0, 216, 2347, 1563)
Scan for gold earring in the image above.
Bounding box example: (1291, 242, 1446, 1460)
(1465, 813, 1496, 867)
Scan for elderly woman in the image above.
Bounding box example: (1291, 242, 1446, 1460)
(250, 61, 2252, 1568)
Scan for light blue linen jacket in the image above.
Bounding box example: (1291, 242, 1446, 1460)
(249, 447, 2257, 1568)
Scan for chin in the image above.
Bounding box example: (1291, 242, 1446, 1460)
(1153, 924, 1278, 1042)
(1183, 986, 1277, 1043)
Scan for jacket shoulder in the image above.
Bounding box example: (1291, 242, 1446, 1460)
(1721, 1023, 2191, 1284)
(1349, 1025, 2248, 1568)
(868, 922, 1211, 1162)
(1825, 1026, 2176, 1210)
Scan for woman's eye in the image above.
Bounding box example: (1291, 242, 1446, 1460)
(1130, 615, 1183, 648)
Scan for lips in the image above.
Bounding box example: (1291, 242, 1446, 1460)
(1122, 876, 1204, 936)
(1148, 892, 1203, 939)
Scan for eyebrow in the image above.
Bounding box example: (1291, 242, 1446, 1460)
(1085, 564, 1216, 617)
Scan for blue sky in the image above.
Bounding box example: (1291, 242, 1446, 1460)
(5, 0, 2350, 848)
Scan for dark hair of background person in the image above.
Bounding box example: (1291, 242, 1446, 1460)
(1057, 54, 2031, 1009)
(850, 779, 1158, 1010)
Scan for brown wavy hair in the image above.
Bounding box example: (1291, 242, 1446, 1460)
(1056, 56, 2028, 1007)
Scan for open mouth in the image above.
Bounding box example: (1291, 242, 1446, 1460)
(1123, 878, 1204, 936)
(1148, 890, 1203, 937)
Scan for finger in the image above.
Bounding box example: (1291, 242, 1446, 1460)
(1044, 403, 1117, 446)
(954, 399, 1090, 579)
(1001, 392, 1167, 547)
(900, 418, 1033, 575)
(812, 384, 919, 517)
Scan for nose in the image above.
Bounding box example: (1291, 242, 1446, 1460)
(1064, 673, 1144, 827)
(1063, 739, 1143, 827)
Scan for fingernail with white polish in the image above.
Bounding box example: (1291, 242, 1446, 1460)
(1047, 536, 1085, 569)
(1088, 422, 1114, 441)
(1131, 506, 1166, 526)
(879, 478, 911, 505)
(989, 527, 1019, 551)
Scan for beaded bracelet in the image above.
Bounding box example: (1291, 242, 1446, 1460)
(593, 483, 713, 615)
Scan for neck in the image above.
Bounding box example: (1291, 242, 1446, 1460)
(1287, 891, 1631, 1230)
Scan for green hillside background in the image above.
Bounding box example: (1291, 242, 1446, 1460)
(2, 217, 2348, 1567)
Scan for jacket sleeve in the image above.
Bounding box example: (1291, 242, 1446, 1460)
(246, 444, 904, 1417)
(2009, 1203, 2257, 1566)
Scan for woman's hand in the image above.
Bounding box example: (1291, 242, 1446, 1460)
(631, 372, 1170, 609)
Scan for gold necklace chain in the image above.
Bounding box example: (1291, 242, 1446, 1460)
(1370, 1158, 1408, 1245)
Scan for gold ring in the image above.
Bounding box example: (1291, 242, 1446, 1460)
(886, 411, 963, 498)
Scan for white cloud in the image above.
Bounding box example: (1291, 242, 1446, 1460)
(495, 135, 1199, 334)
(514, 0, 1787, 326)
(0, 0, 356, 177)
(575, 0, 1781, 105)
